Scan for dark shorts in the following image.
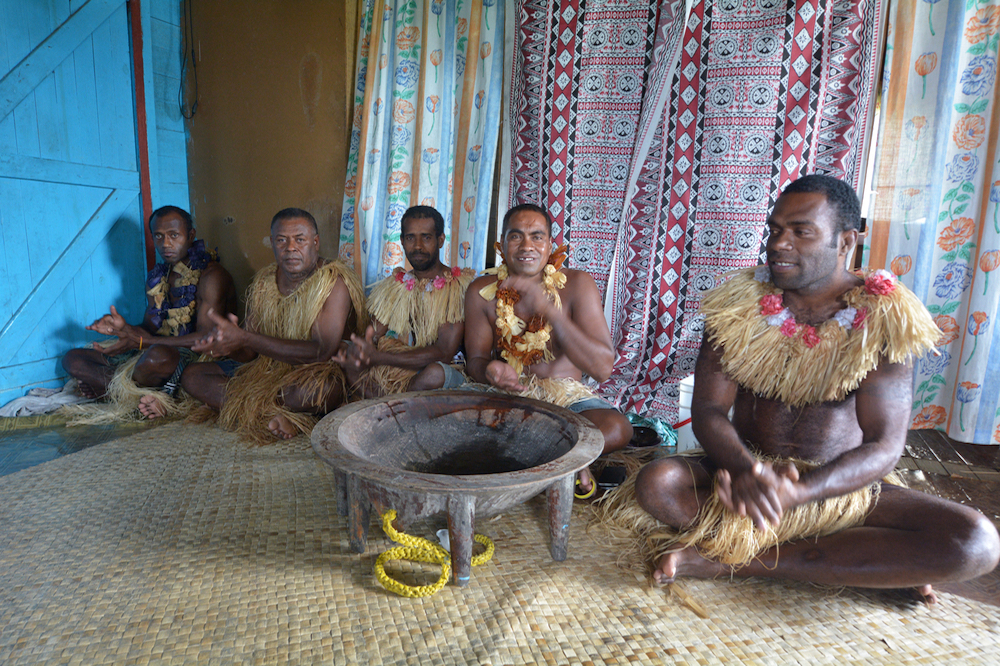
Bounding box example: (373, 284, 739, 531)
(566, 395, 617, 414)
(435, 361, 469, 389)
(215, 358, 244, 378)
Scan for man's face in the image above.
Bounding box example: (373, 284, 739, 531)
(401, 216, 443, 273)
(502, 211, 552, 277)
(271, 217, 320, 276)
(765, 191, 850, 291)
(152, 212, 195, 265)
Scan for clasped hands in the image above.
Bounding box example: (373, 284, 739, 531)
(715, 460, 804, 531)
(191, 308, 244, 357)
(87, 305, 143, 355)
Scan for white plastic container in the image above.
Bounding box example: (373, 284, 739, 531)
(674, 374, 699, 452)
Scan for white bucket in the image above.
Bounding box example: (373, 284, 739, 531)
(674, 374, 699, 452)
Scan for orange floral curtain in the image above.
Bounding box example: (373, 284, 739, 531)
(868, 0, 1000, 443)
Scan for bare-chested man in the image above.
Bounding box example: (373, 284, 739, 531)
(335, 206, 475, 395)
(181, 208, 366, 443)
(465, 203, 633, 494)
(61, 205, 235, 418)
(633, 175, 999, 603)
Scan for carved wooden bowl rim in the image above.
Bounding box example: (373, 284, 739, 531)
(311, 390, 604, 495)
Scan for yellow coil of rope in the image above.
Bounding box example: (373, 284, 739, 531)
(374, 510, 495, 597)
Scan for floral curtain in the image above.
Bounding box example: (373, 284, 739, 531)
(339, 0, 505, 287)
(868, 0, 1000, 443)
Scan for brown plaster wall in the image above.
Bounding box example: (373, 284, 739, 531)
(185, 1, 357, 303)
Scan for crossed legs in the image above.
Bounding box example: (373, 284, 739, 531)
(181, 361, 345, 440)
(634, 456, 1000, 603)
(63, 345, 182, 405)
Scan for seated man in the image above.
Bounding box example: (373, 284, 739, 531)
(61, 205, 235, 420)
(622, 175, 999, 603)
(465, 203, 633, 495)
(336, 206, 475, 396)
(181, 208, 366, 443)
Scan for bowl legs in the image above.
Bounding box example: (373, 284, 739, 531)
(546, 474, 575, 561)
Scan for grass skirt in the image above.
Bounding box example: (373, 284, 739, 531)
(60, 354, 196, 426)
(592, 453, 901, 576)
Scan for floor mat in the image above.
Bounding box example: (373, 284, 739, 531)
(0, 423, 997, 664)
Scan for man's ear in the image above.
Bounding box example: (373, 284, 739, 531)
(840, 229, 859, 266)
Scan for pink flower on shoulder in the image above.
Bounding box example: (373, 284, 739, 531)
(802, 325, 820, 348)
(405, 279, 415, 291)
(865, 269, 897, 296)
(852, 307, 868, 329)
(779, 318, 798, 337)
(760, 294, 784, 316)
(433, 275, 447, 290)
(451, 265, 462, 277)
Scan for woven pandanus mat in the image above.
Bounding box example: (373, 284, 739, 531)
(0, 423, 997, 665)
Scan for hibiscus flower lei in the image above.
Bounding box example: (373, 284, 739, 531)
(753, 266, 896, 348)
(487, 242, 569, 375)
(394, 264, 463, 292)
(146, 239, 218, 336)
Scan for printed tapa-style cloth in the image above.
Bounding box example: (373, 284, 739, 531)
(868, 0, 1000, 443)
(602, 0, 883, 422)
(498, 0, 687, 297)
(339, 0, 506, 287)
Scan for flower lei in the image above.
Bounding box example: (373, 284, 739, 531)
(754, 265, 896, 348)
(145, 239, 218, 336)
(487, 242, 569, 375)
(394, 264, 463, 291)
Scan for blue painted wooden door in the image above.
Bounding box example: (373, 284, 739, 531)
(0, 0, 146, 405)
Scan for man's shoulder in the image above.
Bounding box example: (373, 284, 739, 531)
(199, 260, 233, 282)
(559, 267, 599, 298)
(470, 273, 498, 292)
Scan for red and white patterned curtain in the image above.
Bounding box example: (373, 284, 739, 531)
(602, 0, 885, 420)
(499, 0, 884, 420)
(498, 0, 687, 297)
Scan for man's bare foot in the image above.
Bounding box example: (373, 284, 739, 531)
(138, 395, 168, 420)
(912, 584, 937, 605)
(652, 547, 727, 585)
(78, 382, 99, 399)
(267, 414, 299, 440)
(575, 468, 596, 498)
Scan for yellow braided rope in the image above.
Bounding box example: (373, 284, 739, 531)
(374, 510, 495, 597)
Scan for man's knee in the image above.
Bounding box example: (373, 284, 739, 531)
(62, 349, 85, 375)
(635, 459, 689, 513)
(409, 364, 445, 391)
(134, 345, 179, 378)
(181, 362, 215, 394)
(581, 409, 633, 453)
(62, 348, 99, 376)
(280, 382, 343, 414)
(948, 509, 1000, 580)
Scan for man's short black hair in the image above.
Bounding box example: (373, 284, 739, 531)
(781, 174, 862, 235)
(270, 207, 319, 234)
(401, 205, 445, 237)
(149, 205, 194, 233)
(501, 203, 553, 236)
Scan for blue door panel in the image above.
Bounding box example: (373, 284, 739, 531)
(0, 0, 144, 404)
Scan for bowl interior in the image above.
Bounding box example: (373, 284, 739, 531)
(337, 394, 577, 476)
